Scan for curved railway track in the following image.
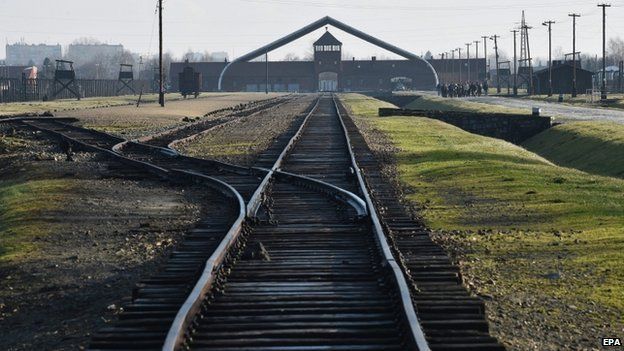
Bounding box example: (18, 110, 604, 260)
(11, 93, 505, 350)
(162, 96, 427, 351)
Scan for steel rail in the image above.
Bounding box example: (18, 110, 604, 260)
(20, 120, 169, 179)
(135, 94, 295, 147)
(271, 168, 367, 219)
(19, 121, 252, 207)
(20, 121, 251, 351)
(161, 96, 373, 351)
(161, 170, 246, 351)
(166, 113, 252, 150)
(163, 94, 426, 350)
(18, 98, 403, 350)
(112, 140, 253, 175)
(163, 95, 299, 150)
(162, 99, 320, 351)
(332, 95, 431, 351)
(0, 117, 79, 123)
(245, 97, 321, 218)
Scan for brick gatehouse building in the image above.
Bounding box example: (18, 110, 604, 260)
(171, 17, 485, 93)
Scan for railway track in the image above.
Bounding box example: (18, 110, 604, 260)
(335, 99, 505, 350)
(15, 96, 391, 350)
(143, 94, 298, 148)
(17, 118, 252, 351)
(161, 96, 428, 351)
(13, 93, 505, 350)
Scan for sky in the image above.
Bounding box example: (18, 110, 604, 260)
(1, 0, 622, 63)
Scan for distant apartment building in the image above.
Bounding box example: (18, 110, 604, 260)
(5, 43, 62, 66)
(66, 44, 124, 66)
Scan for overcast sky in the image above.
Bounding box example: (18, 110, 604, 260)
(1, 0, 622, 63)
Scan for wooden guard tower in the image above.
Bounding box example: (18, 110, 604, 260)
(117, 64, 136, 95)
(53, 60, 80, 100)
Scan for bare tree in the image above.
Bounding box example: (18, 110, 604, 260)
(283, 52, 301, 61)
(580, 54, 599, 72)
(71, 37, 104, 45)
(201, 51, 213, 62)
(608, 36, 624, 65)
(553, 46, 564, 60)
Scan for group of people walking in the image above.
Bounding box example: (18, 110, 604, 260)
(437, 81, 489, 98)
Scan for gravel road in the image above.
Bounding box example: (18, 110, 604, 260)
(462, 96, 624, 124)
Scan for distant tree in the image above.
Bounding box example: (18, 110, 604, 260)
(283, 52, 301, 61)
(424, 51, 433, 60)
(201, 51, 213, 62)
(608, 36, 624, 65)
(71, 37, 103, 45)
(553, 46, 564, 60)
(580, 54, 600, 72)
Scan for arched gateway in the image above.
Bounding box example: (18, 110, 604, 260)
(171, 16, 440, 92)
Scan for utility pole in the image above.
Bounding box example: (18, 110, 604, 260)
(491, 35, 501, 93)
(620, 60, 623, 93)
(451, 49, 456, 82)
(439, 53, 446, 82)
(265, 51, 269, 94)
(518, 11, 534, 95)
(158, 0, 164, 107)
(458, 47, 462, 82)
(482, 36, 489, 81)
(569, 13, 581, 97)
(511, 29, 519, 95)
(543, 20, 555, 96)
(466, 43, 472, 81)
(474, 40, 481, 79)
(598, 4, 611, 100)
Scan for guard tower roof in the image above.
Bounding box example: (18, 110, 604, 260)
(314, 31, 342, 46)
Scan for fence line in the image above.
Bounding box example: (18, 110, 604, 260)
(0, 78, 154, 103)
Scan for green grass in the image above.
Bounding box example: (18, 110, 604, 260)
(340, 93, 624, 333)
(0, 93, 184, 116)
(523, 121, 624, 179)
(404, 94, 526, 114)
(0, 179, 71, 261)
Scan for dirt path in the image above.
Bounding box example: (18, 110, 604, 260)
(462, 95, 624, 123)
(63, 93, 287, 138)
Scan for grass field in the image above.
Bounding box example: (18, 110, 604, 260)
(340, 93, 624, 350)
(523, 121, 624, 179)
(404, 94, 526, 114)
(0, 136, 69, 260)
(0, 178, 70, 261)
